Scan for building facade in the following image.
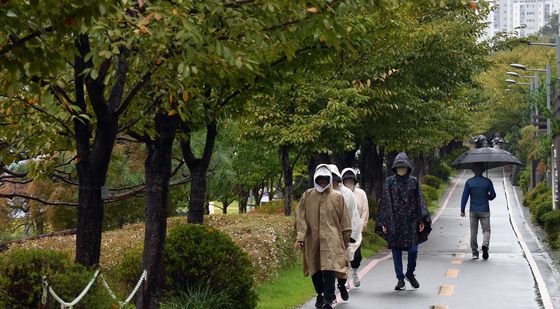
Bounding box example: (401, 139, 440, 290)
(486, 0, 559, 38)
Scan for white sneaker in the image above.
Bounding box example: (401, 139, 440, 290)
(352, 269, 360, 287)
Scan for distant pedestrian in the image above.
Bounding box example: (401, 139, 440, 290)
(460, 162, 496, 260)
(328, 164, 362, 301)
(375, 152, 432, 290)
(341, 167, 369, 288)
(296, 164, 352, 309)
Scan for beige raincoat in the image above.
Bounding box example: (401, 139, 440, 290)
(296, 165, 352, 277)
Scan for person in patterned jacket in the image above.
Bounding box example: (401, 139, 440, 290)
(375, 152, 432, 291)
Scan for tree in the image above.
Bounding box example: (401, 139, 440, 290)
(0, 1, 174, 266)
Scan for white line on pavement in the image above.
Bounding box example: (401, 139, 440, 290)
(502, 171, 553, 309)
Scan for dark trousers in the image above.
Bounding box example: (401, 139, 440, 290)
(391, 245, 418, 280)
(311, 270, 336, 302)
(351, 245, 362, 268)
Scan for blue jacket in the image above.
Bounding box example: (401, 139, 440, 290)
(460, 175, 496, 213)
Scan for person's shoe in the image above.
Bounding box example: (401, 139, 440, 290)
(322, 300, 334, 309)
(394, 279, 405, 290)
(405, 273, 420, 289)
(338, 283, 349, 301)
(314, 294, 324, 308)
(352, 268, 361, 287)
(472, 251, 479, 260)
(482, 245, 489, 260)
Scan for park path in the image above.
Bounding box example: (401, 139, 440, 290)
(299, 168, 560, 309)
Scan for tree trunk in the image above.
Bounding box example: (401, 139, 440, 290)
(136, 113, 176, 309)
(238, 189, 249, 213)
(334, 150, 356, 170)
(372, 145, 384, 201)
(181, 121, 217, 224)
(358, 138, 375, 200)
(253, 186, 263, 207)
(279, 146, 293, 216)
(386, 152, 398, 177)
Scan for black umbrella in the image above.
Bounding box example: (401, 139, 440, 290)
(450, 147, 523, 170)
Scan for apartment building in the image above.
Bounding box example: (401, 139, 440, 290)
(486, 0, 559, 38)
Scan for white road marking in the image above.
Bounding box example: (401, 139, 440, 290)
(502, 171, 553, 309)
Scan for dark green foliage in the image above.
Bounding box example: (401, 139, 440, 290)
(420, 184, 438, 205)
(368, 198, 379, 220)
(542, 210, 560, 248)
(441, 146, 470, 165)
(429, 159, 452, 181)
(523, 182, 552, 225)
(165, 224, 257, 309)
(0, 249, 112, 309)
(518, 168, 530, 194)
(112, 245, 144, 293)
(361, 219, 379, 246)
(160, 286, 233, 309)
(533, 200, 552, 225)
(421, 175, 442, 189)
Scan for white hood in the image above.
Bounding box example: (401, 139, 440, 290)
(341, 167, 358, 191)
(328, 164, 342, 180)
(314, 164, 332, 193)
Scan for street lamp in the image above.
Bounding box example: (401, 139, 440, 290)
(504, 79, 531, 85)
(510, 63, 546, 72)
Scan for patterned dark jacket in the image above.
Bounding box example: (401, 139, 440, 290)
(375, 153, 432, 248)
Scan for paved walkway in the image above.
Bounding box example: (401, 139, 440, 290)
(299, 168, 560, 309)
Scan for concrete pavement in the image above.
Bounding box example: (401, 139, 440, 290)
(299, 168, 560, 309)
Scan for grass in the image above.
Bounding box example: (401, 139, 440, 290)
(256, 257, 315, 309)
(428, 182, 449, 214)
(256, 237, 388, 309)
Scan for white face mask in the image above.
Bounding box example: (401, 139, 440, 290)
(396, 167, 408, 176)
(314, 166, 332, 193)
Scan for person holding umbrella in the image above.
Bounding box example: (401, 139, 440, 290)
(460, 162, 496, 260)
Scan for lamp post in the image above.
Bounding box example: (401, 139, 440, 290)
(510, 62, 556, 208)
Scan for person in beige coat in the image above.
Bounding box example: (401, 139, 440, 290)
(296, 164, 352, 309)
(341, 167, 369, 288)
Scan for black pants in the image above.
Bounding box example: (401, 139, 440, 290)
(311, 270, 336, 302)
(351, 245, 362, 269)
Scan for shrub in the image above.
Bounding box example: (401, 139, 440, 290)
(160, 286, 233, 309)
(523, 182, 549, 208)
(533, 201, 552, 225)
(118, 224, 260, 309)
(420, 184, 438, 205)
(253, 200, 285, 214)
(0, 248, 112, 309)
(542, 210, 560, 248)
(421, 175, 442, 189)
(368, 197, 380, 220)
(165, 224, 257, 309)
(361, 219, 378, 246)
(430, 159, 452, 181)
(518, 168, 530, 193)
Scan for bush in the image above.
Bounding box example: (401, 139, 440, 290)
(361, 219, 379, 246)
(534, 201, 553, 225)
(253, 200, 285, 214)
(0, 249, 112, 309)
(523, 182, 549, 208)
(420, 184, 438, 205)
(160, 286, 233, 309)
(430, 159, 452, 181)
(542, 210, 560, 248)
(165, 224, 257, 309)
(421, 175, 442, 189)
(518, 168, 530, 193)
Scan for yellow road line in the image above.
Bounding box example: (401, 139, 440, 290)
(438, 284, 455, 296)
(446, 269, 460, 278)
(432, 305, 449, 309)
(451, 259, 462, 264)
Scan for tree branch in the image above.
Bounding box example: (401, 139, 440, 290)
(0, 26, 53, 56)
(0, 192, 77, 206)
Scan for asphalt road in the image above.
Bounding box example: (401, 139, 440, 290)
(299, 168, 560, 309)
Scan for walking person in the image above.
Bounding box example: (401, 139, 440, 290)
(341, 167, 369, 288)
(375, 152, 432, 290)
(460, 162, 496, 260)
(296, 164, 352, 309)
(328, 164, 362, 300)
